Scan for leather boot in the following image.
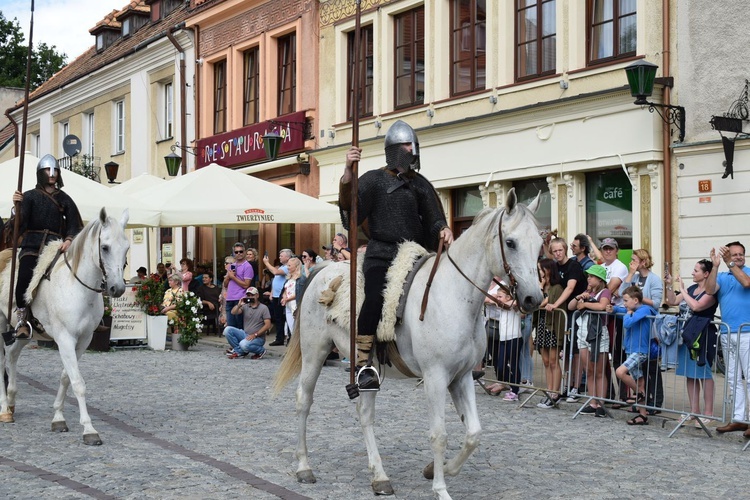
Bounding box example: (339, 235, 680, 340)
(14, 307, 31, 340)
(355, 334, 380, 391)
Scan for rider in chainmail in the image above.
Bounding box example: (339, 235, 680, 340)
(339, 120, 453, 396)
(7, 154, 82, 344)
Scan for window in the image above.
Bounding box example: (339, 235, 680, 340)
(516, 0, 556, 81)
(164, 82, 173, 138)
(450, 0, 486, 96)
(586, 169, 633, 252)
(347, 25, 374, 120)
(452, 186, 481, 237)
(85, 112, 95, 157)
(394, 7, 425, 109)
(588, 0, 636, 65)
(114, 100, 125, 153)
(243, 47, 260, 126)
(31, 133, 40, 157)
(122, 18, 131, 37)
(277, 33, 296, 116)
(213, 60, 227, 134)
(513, 177, 551, 232)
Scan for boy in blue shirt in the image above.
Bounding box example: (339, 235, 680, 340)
(610, 286, 657, 425)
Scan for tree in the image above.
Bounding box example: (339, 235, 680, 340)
(0, 11, 67, 90)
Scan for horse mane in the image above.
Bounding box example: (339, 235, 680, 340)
(65, 217, 103, 276)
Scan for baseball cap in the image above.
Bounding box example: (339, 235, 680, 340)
(136, 266, 147, 274)
(600, 237, 619, 249)
(245, 287, 259, 295)
(322, 244, 332, 250)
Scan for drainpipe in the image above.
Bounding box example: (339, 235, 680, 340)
(662, 0, 673, 267)
(5, 108, 19, 156)
(167, 24, 189, 258)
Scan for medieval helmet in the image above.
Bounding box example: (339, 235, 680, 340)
(384, 120, 420, 172)
(36, 154, 63, 188)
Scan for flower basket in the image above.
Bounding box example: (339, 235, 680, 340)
(133, 274, 164, 316)
(170, 291, 205, 349)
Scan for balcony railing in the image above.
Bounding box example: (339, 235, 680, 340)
(58, 154, 101, 183)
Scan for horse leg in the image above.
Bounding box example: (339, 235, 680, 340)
(294, 342, 330, 484)
(357, 391, 394, 495)
(420, 374, 452, 500)
(51, 368, 70, 433)
(54, 335, 101, 445)
(1, 340, 27, 422)
(443, 373, 481, 476)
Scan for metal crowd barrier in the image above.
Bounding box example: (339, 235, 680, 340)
(478, 306, 742, 442)
(723, 322, 750, 450)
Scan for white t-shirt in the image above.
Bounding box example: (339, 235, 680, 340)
(603, 259, 628, 305)
(485, 285, 521, 341)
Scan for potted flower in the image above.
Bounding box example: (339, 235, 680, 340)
(134, 274, 168, 350)
(170, 291, 205, 350)
(133, 274, 164, 316)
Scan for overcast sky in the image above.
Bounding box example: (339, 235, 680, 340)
(3, 0, 126, 61)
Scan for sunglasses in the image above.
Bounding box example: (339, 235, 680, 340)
(233, 250, 244, 254)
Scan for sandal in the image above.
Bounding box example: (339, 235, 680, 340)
(627, 414, 649, 426)
(487, 383, 506, 396)
(636, 392, 646, 403)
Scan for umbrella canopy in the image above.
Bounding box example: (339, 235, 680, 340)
(132, 163, 340, 227)
(0, 153, 161, 227)
(110, 173, 166, 199)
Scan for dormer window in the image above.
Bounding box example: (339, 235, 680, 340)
(97, 34, 105, 51)
(122, 18, 131, 37)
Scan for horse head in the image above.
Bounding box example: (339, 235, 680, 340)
(485, 188, 544, 313)
(98, 207, 130, 297)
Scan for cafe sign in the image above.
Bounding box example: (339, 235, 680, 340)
(196, 111, 307, 168)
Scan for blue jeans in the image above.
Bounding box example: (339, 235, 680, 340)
(225, 300, 242, 329)
(224, 326, 266, 355)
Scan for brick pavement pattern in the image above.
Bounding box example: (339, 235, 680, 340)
(0, 343, 747, 499)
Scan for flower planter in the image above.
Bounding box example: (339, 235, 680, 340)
(88, 316, 112, 351)
(171, 332, 188, 351)
(146, 315, 168, 351)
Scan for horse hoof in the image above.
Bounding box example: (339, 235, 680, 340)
(83, 433, 103, 446)
(372, 480, 394, 495)
(296, 469, 316, 484)
(0, 412, 14, 423)
(423, 461, 434, 480)
(51, 421, 69, 433)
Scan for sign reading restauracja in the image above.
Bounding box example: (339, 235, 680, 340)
(196, 111, 306, 168)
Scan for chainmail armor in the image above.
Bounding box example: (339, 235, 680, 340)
(18, 188, 83, 258)
(340, 168, 446, 273)
(385, 144, 420, 172)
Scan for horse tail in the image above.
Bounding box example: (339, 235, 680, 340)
(272, 308, 303, 396)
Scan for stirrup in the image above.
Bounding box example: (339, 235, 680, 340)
(14, 320, 32, 340)
(356, 365, 381, 392)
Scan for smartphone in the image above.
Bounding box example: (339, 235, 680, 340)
(264, 251, 268, 258)
(230, 264, 236, 271)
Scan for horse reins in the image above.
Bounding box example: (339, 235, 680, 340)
(419, 210, 520, 321)
(61, 228, 107, 294)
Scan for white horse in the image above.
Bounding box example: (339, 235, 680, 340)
(0, 208, 130, 445)
(273, 190, 543, 499)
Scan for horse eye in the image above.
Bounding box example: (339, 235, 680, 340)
(505, 239, 516, 250)
(102, 245, 110, 253)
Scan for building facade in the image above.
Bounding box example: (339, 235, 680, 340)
(187, 0, 323, 262)
(8, 0, 196, 272)
(313, 0, 673, 269)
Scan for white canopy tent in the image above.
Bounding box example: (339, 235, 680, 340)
(131, 163, 340, 227)
(0, 153, 161, 227)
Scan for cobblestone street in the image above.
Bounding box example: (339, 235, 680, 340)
(1, 341, 748, 499)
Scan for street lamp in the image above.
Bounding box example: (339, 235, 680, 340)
(624, 60, 686, 142)
(164, 151, 181, 176)
(103, 161, 119, 184)
(262, 131, 283, 161)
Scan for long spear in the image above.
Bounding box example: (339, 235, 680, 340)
(348, 0, 362, 386)
(4, 0, 35, 344)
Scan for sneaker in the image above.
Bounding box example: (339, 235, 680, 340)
(595, 407, 607, 418)
(225, 348, 234, 354)
(341, 357, 350, 364)
(537, 397, 554, 409)
(251, 349, 267, 360)
(502, 391, 518, 402)
(566, 388, 579, 402)
(227, 351, 247, 359)
(269, 340, 284, 346)
(579, 405, 596, 415)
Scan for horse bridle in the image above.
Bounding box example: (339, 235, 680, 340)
(61, 227, 108, 294)
(420, 210, 522, 320)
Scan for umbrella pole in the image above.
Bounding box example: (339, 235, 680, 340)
(348, 0, 362, 386)
(4, 1, 35, 343)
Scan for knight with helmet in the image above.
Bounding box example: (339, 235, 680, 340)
(6, 154, 82, 344)
(339, 120, 453, 395)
